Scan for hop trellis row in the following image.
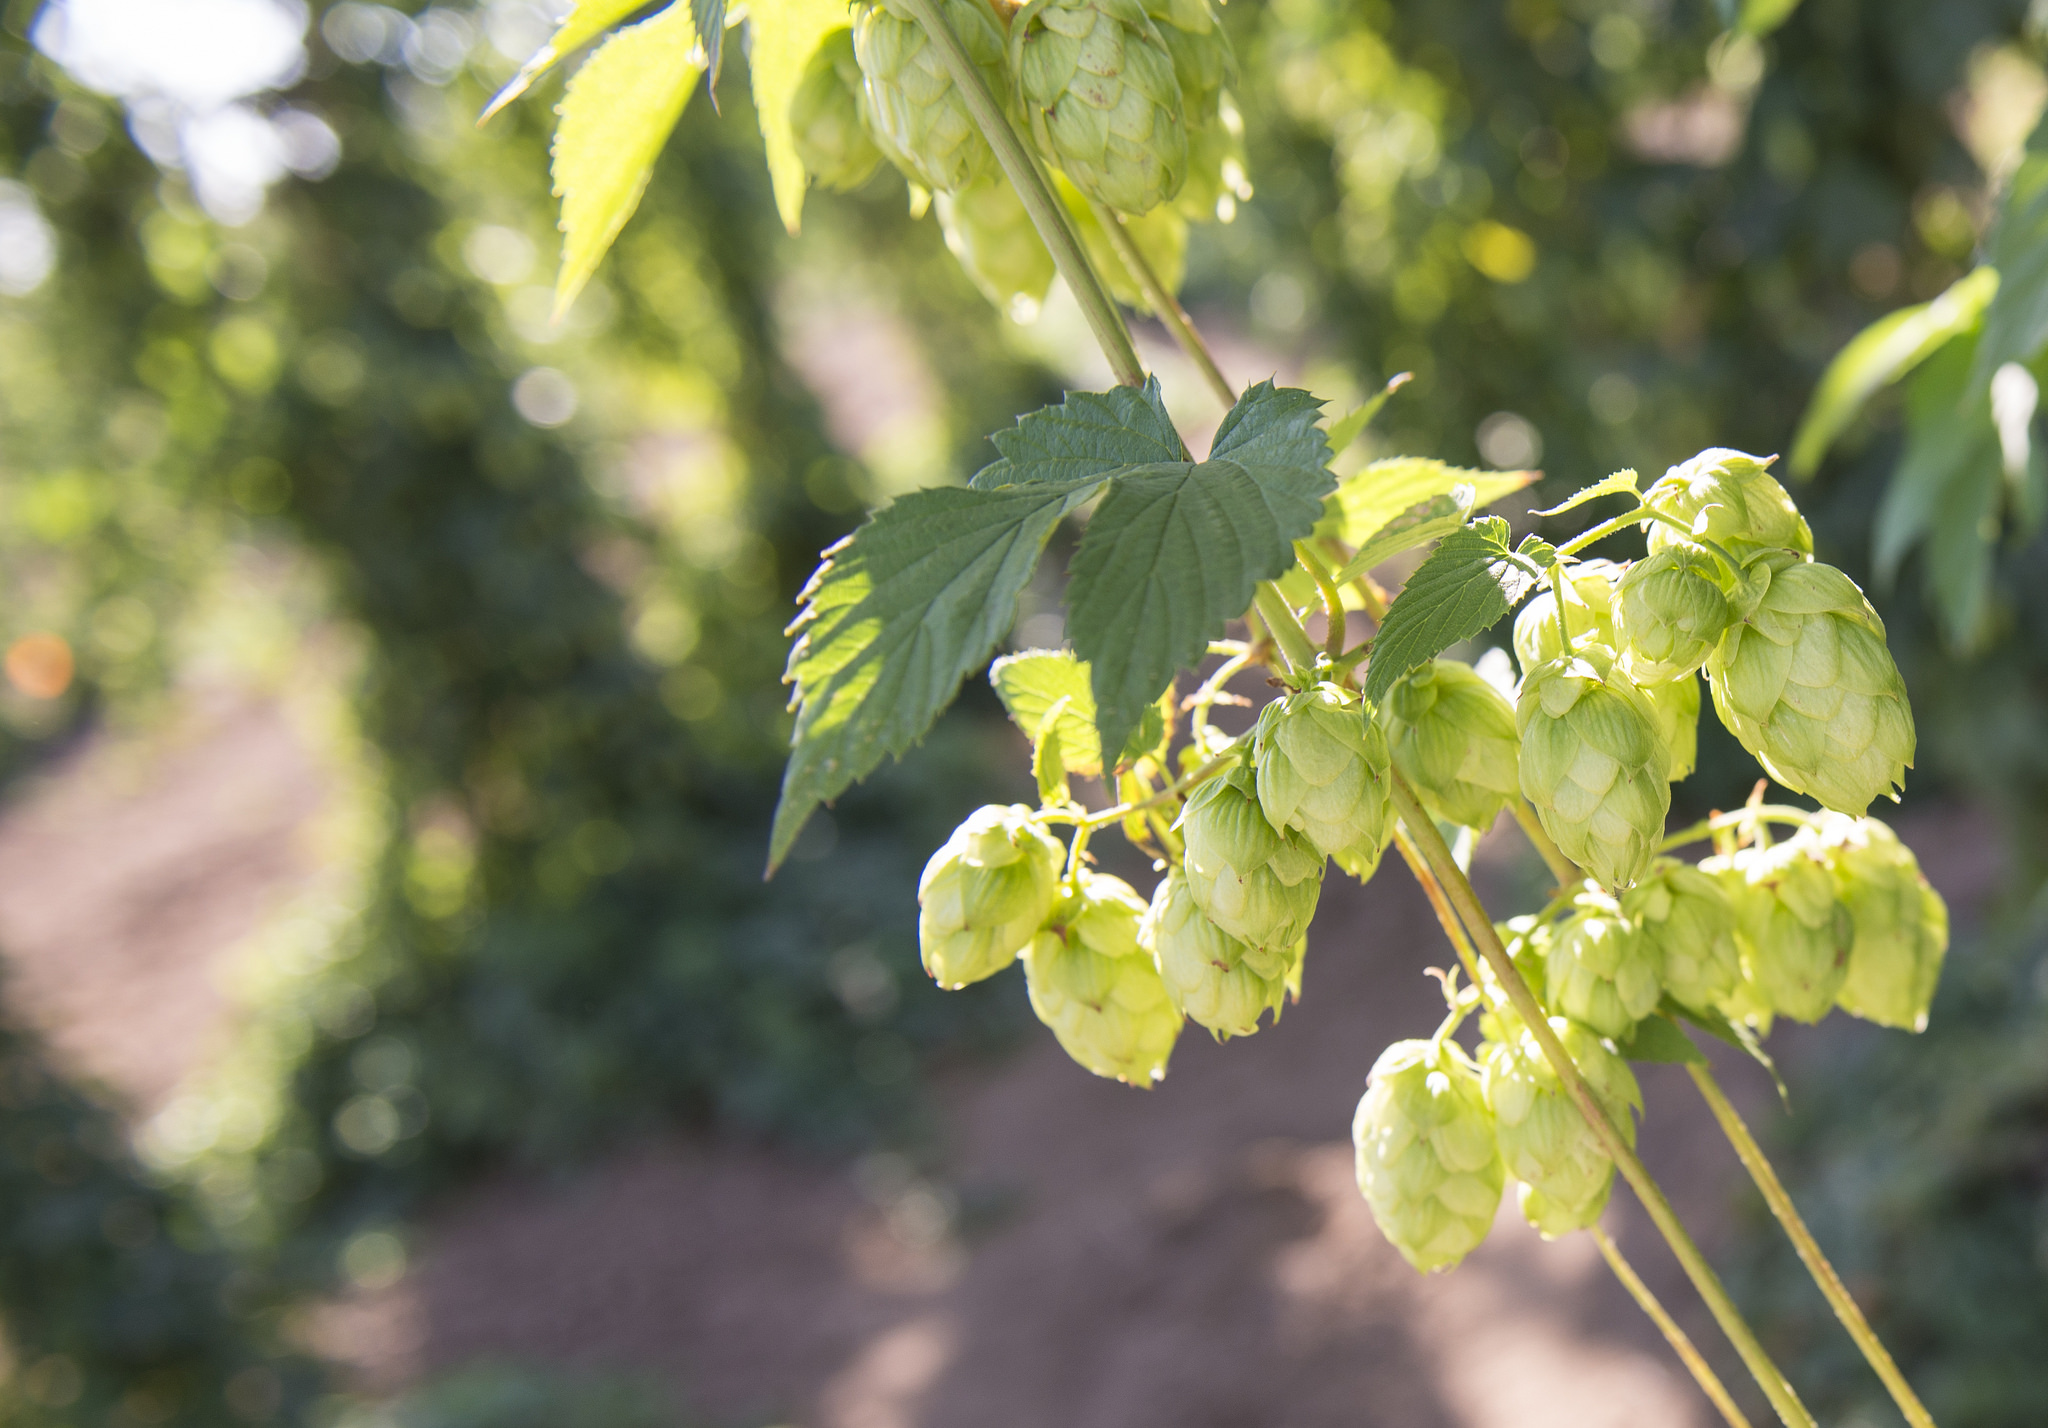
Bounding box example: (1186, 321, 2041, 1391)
(489, 3, 1947, 1424)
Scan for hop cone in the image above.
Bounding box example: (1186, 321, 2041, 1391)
(1614, 546, 1734, 685)
(1141, 0, 1232, 119)
(1025, 869, 1181, 1085)
(937, 175, 1055, 320)
(1707, 837, 1853, 1023)
(1483, 1019, 1641, 1239)
(1178, 765, 1324, 956)
(1706, 552, 1915, 814)
(1810, 813, 1949, 1031)
(1014, 0, 1187, 214)
(1176, 95, 1252, 222)
(1478, 914, 1554, 1045)
(918, 803, 1064, 987)
(1381, 659, 1520, 831)
(1645, 673, 1700, 783)
(1513, 558, 1622, 673)
(1353, 1038, 1504, 1273)
(1643, 448, 1813, 558)
(1061, 172, 1187, 310)
(791, 29, 885, 191)
(1546, 888, 1662, 1038)
(1142, 867, 1300, 1038)
(1253, 682, 1393, 869)
(854, 0, 1009, 193)
(1622, 858, 1739, 1015)
(1517, 645, 1672, 890)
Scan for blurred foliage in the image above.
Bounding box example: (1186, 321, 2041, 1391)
(338, 1362, 680, 1428)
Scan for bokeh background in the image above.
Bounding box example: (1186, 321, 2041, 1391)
(1, 0, 2046, 1423)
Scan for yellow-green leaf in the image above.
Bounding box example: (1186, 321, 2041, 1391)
(482, 0, 670, 122)
(550, 4, 702, 315)
(748, 0, 857, 233)
(1323, 457, 1536, 547)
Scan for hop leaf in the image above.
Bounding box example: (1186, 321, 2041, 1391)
(1545, 887, 1663, 1039)
(1252, 682, 1393, 866)
(1622, 859, 1740, 1016)
(1517, 645, 1672, 890)
(855, 0, 1009, 193)
(1642, 448, 1813, 558)
(1353, 1038, 1504, 1273)
(918, 804, 1065, 986)
(1025, 869, 1182, 1085)
(1705, 836, 1853, 1024)
(1177, 765, 1325, 955)
(1483, 1019, 1641, 1239)
(1380, 659, 1521, 832)
(1142, 868, 1299, 1038)
(1014, 0, 1188, 214)
(1808, 813, 1949, 1031)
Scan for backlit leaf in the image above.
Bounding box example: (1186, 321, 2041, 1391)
(747, 0, 857, 232)
(971, 378, 1185, 490)
(989, 648, 1165, 776)
(481, 0, 665, 121)
(1323, 457, 1535, 547)
(1363, 516, 1540, 705)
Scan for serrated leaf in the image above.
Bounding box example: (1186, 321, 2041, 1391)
(1362, 516, 1540, 705)
(989, 649, 1163, 776)
(746, 0, 853, 232)
(1333, 487, 1473, 584)
(1033, 695, 1072, 803)
(1790, 267, 1998, 477)
(550, 4, 702, 315)
(1067, 383, 1334, 761)
(769, 479, 1101, 871)
(481, 0, 664, 122)
(1970, 108, 2048, 395)
(1325, 372, 1413, 455)
(1616, 1014, 1707, 1066)
(972, 379, 1185, 490)
(1531, 468, 1639, 518)
(1323, 457, 1535, 547)
(692, 0, 728, 98)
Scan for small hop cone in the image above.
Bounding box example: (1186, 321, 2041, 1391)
(1381, 659, 1521, 831)
(1142, 868, 1300, 1038)
(1513, 558, 1623, 673)
(1614, 546, 1734, 685)
(1477, 915, 1554, 1045)
(1483, 1019, 1641, 1239)
(1642, 448, 1813, 558)
(1353, 1039, 1504, 1273)
(1622, 858, 1739, 1016)
(918, 804, 1064, 987)
(1809, 813, 1949, 1031)
(1014, 0, 1188, 214)
(791, 29, 886, 192)
(854, 0, 1010, 193)
(1025, 869, 1181, 1085)
(1546, 888, 1663, 1038)
(1645, 673, 1700, 783)
(1517, 645, 1672, 890)
(937, 175, 1055, 320)
(1705, 837, 1853, 1023)
(1253, 682, 1394, 867)
(1178, 765, 1324, 956)
(1707, 553, 1915, 815)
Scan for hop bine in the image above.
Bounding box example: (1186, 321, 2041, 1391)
(1177, 764, 1324, 956)
(1642, 448, 1813, 558)
(1517, 643, 1671, 890)
(1025, 869, 1181, 1085)
(1808, 813, 1948, 1031)
(1621, 858, 1740, 1016)
(1252, 681, 1393, 873)
(1483, 1018, 1642, 1239)
(1705, 836, 1853, 1024)
(1142, 867, 1300, 1038)
(791, 28, 886, 192)
(1545, 886, 1663, 1039)
(854, 0, 1011, 193)
(1380, 658, 1521, 832)
(1353, 1038, 1504, 1273)
(917, 803, 1064, 987)
(1013, 0, 1187, 214)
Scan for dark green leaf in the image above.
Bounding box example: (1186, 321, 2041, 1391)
(692, 0, 728, 100)
(971, 379, 1184, 490)
(1616, 1014, 1707, 1065)
(1362, 516, 1540, 704)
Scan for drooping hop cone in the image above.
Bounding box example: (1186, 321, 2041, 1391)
(854, 0, 1010, 193)
(1483, 1018, 1641, 1239)
(1177, 765, 1324, 956)
(1517, 645, 1672, 890)
(1252, 682, 1393, 870)
(1176, 96, 1253, 222)
(1381, 658, 1521, 832)
(1614, 546, 1733, 685)
(1142, 867, 1301, 1038)
(1546, 887, 1663, 1039)
(937, 175, 1056, 319)
(792, 28, 886, 191)
(1705, 837, 1853, 1024)
(1024, 869, 1181, 1085)
(918, 803, 1064, 987)
(1642, 448, 1813, 558)
(1354, 1038, 1505, 1273)
(1013, 0, 1187, 214)
(1141, 0, 1233, 121)
(1809, 813, 1948, 1031)
(1706, 552, 1915, 814)
(1477, 914, 1554, 1046)
(1621, 858, 1739, 1016)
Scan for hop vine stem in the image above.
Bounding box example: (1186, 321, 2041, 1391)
(1592, 1224, 1755, 1428)
(1084, 195, 1237, 409)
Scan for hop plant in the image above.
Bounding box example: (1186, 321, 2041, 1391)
(1381, 659, 1520, 831)
(1809, 813, 1949, 1031)
(1353, 1038, 1504, 1273)
(1178, 765, 1325, 956)
(1642, 448, 1813, 558)
(1483, 1019, 1642, 1239)
(854, 0, 1011, 193)
(1252, 682, 1393, 869)
(791, 28, 886, 192)
(1025, 869, 1181, 1085)
(1143, 867, 1300, 1038)
(937, 175, 1056, 320)
(1613, 546, 1733, 685)
(1175, 93, 1252, 222)
(1517, 645, 1671, 890)
(1545, 888, 1663, 1038)
(1013, 0, 1187, 214)
(1707, 837, 1853, 1024)
(918, 803, 1064, 987)
(1141, 0, 1232, 121)
(1622, 858, 1740, 1015)
(1706, 552, 1916, 814)
(1478, 915, 1553, 1045)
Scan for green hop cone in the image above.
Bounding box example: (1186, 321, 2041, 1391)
(1477, 914, 1553, 1045)
(937, 175, 1056, 320)
(1621, 858, 1739, 1015)
(1141, 0, 1232, 120)
(1381, 658, 1521, 831)
(791, 29, 886, 192)
(917, 803, 1064, 987)
(1614, 546, 1734, 685)
(1014, 0, 1187, 214)
(1647, 673, 1700, 784)
(853, 0, 1010, 193)
(1353, 1038, 1504, 1273)
(1142, 867, 1300, 1038)
(1706, 552, 1915, 814)
(1177, 765, 1325, 956)
(1024, 869, 1181, 1085)
(1706, 837, 1853, 1023)
(1545, 887, 1663, 1038)
(1809, 813, 1949, 1031)
(1252, 682, 1393, 868)
(1513, 558, 1622, 672)
(1642, 448, 1813, 558)
(1517, 644, 1672, 890)
(1176, 95, 1252, 222)
(1483, 1018, 1642, 1239)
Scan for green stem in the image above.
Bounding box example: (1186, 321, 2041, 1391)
(1085, 196, 1236, 408)
(1253, 584, 1317, 673)
(1511, 798, 1579, 890)
(1294, 540, 1348, 658)
(1391, 824, 1483, 992)
(1688, 1063, 1939, 1428)
(896, 0, 1145, 389)
(1556, 506, 1656, 558)
(1659, 806, 1817, 852)
(1548, 560, 1576, 651)
(1592, 1225, 1756, 1428)
(1389, 771, 1815, 1428)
